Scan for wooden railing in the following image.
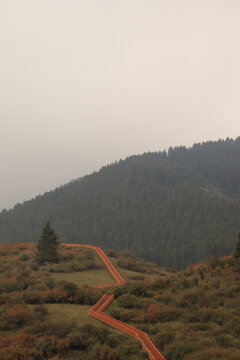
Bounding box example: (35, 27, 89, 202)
(64, 243, 166, 360)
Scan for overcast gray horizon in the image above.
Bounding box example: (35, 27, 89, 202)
(1, 0, 240, 211)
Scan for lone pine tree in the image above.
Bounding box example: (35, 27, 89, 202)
(233, 232, 240, 260)
(36, 221, 60, 264)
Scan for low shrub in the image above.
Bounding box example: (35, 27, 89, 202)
(0, 304, 33, 330)
(146, 304, 182, 323)
(117, 294, 140, 309)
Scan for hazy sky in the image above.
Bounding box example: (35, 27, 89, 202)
(1, 0, 240, 210)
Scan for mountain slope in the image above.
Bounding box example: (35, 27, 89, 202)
(167, 137, 240, 196)
(0, 137, 240, 269)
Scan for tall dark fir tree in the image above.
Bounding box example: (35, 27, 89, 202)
(36, 221, 60, 264)
(233, 232, 240, 261)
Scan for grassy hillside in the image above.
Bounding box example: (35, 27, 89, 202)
(106, 254, 240, 360)
(0, 243, 240, 359)
(0, 137, 240, 269)
(0, 243, 162, 360)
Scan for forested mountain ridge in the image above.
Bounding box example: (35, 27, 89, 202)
(166, 137, 240, 197)
(0, 137, 240, 269)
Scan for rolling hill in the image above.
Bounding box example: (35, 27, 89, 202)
(0, 137, 240, 269)
(1, 243, 240, 359)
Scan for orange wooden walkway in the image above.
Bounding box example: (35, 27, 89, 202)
(65, 244, 166, 360)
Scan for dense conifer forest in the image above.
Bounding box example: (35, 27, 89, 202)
(0, 137, 240, 269)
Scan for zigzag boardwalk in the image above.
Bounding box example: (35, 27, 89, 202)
(65, 244, 166, 360)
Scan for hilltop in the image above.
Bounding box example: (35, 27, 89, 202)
(0, 137, 240, 269)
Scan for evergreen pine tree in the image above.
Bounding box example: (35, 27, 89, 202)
(233, 232, 240, 260)
(36, 221, 60, 264)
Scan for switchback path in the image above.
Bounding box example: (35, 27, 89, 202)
(65, 244, 166, 360)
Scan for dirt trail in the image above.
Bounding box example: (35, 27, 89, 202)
(65, 244, 166, 360)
